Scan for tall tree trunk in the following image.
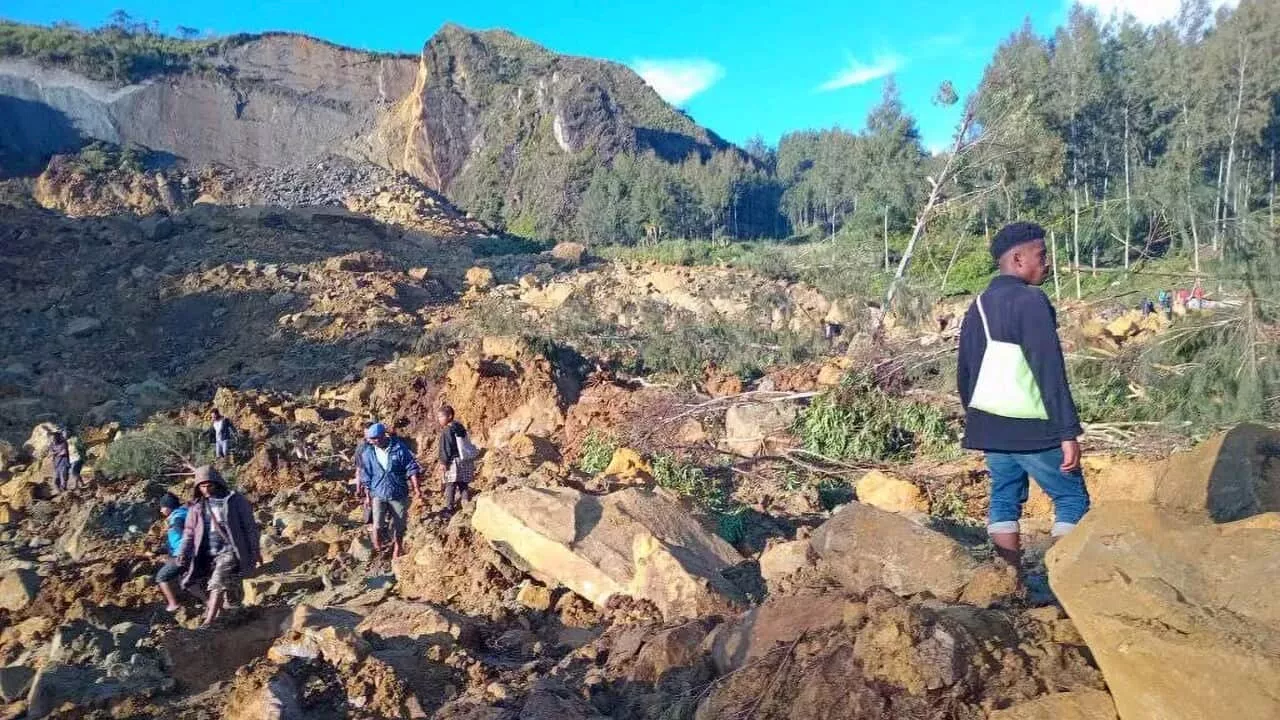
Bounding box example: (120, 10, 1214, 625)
(1073, 189, 1082, 301)
(882, 206, 890, 272)
(1213, 154, 1225, 251)
(1123, 108, 1132, 270)
(1223, 37, 1249, 231)
(1051, 229, 1060, 301)
(1271, 146, 1276, 229)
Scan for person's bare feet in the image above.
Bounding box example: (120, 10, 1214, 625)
(165, 603, 181, 612)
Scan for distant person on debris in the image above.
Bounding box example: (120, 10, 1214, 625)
(437, 405, 476, 515)
(67, 431, 85, 489)
(210, 409, 236, 459)
(957, 222, 1090, 572)
(356, 422, 422, 558)
(47, 430, 71, 493)
(155, 492, 193, 612)
(1158, 289, 1173, 317)
(176, 466, 261, 627)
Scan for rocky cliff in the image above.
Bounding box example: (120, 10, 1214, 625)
(0, 23, 732, 230)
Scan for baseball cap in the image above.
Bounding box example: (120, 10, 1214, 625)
(365, 422, 387, 439)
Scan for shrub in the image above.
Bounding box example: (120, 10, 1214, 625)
(797, 372, 958, 462)
(650, 453, 748, 543)
(97, 421, 213, 482)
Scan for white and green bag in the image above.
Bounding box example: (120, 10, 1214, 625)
(968, 295, 1049, 420)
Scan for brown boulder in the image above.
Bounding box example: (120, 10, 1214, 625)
(472, 486, 745, 619)
(722, 400, 800, 457)
(1047, 502, 1280, 720)
(809, 502, 983, 601)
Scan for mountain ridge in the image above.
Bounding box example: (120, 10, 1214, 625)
(0, 19, 739, 235)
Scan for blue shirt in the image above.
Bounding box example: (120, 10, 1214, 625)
(166, 507, 188, 556)
(356, 438, 422, 501)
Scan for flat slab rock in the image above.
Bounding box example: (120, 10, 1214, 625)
(472, 486, 744, 619)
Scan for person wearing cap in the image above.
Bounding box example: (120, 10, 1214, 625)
(155, 492, 193, 612)
(956, 221, 1089, 573)
(175, 466, 261, 626)
(355, 422, 423, 558)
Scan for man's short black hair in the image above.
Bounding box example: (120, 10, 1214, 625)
(991, 222, 1047, 261)
(438, 405, 455, 419)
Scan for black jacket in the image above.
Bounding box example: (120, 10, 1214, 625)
(438, 421, 469, 467)
(957, 275, 1083, 452)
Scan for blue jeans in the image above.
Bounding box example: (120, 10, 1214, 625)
(986, 448, 1089, 533)
(215, 439, 230, 458)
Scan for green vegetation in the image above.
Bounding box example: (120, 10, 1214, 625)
(576, 432, 618, 475)
(796, 372, 959, 463)
(651, 453, 747, 544)
(62, 141, 148, 175)
(0, 15, 230, 83)
(97, 421, 213, 482)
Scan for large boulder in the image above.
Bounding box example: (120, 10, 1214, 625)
(809, 502, 984, 602)
(1046, 502, 1280, 720)
(443, 339, 569, 449)
(722, 400, 801, 457)
(471, 486, 745, 619)
(1152, 423, 1280, 521)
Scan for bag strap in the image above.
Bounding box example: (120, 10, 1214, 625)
(975, 294, 993, 342)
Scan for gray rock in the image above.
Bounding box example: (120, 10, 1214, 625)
(0, 664, 35, 703)
(63, 317, 102, 337)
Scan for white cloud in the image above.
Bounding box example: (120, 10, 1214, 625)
(1076, 0, 1237, 26)
(632, 58, 724, 105)
(817, 54, 903, 92)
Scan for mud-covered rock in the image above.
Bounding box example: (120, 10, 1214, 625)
(1047, 502, 1280, 720)
(472, 486, 745, 619)
(988, 689, 1118, 720)
(808, 502, 984, 602)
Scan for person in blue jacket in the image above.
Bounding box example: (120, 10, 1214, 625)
(957, 222, 1090, 572)
(154, 492, 195, 612)
(356, 422, 423, 558)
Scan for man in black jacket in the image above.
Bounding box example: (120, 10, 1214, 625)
(957, 222, 1089, 570)
(437, 405, 474, 515)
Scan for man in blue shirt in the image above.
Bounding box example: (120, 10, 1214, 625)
(356, 422, 423, 558)
(154, 492, 192, 612)
(957, 222, 1089, 572)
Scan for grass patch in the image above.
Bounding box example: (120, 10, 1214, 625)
(576, 432, 618, 475)
(651, 453, 748, 544)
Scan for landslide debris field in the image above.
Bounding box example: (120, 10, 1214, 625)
(3, 8, 1280, 720)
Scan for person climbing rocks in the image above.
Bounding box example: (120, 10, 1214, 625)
(210, 409, 235, 459)
(956, 221, 1090, 572)
(155, 492, 193, 612)
(47, 430, 71, 493)
(67, 431, 85, 489)
(437, 405, 476, 515)
(355, 422, 422, 558)
(175, 466, 261, 627)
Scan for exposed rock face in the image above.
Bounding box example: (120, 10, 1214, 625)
(1047, 502, 1280, 720)
(0, 36, 417, 174)
(471, 486, 745, 619)
(399, 25, 728, 225)
(1, 24, 732, 232)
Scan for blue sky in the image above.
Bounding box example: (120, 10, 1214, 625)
(2, 1, 1207, 150)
